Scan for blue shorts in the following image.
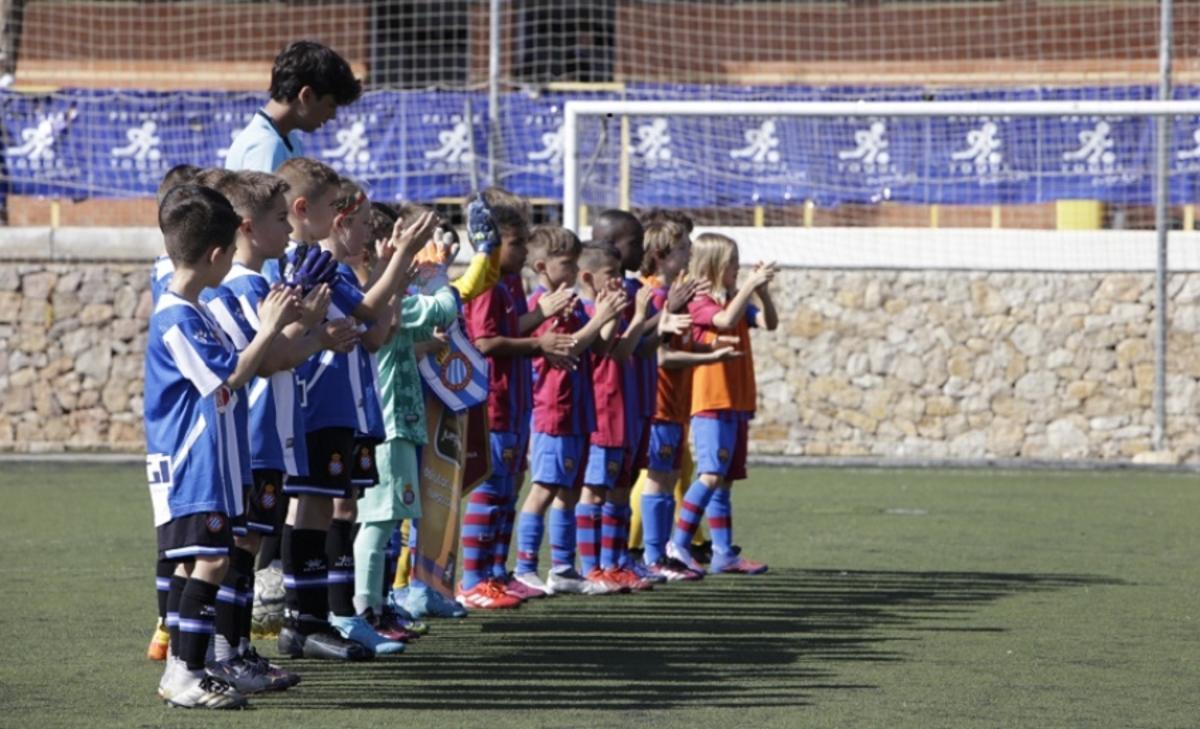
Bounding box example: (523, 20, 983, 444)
(585, 443, 625, 490)
(647, 422, 685, 473)
(489, 430, 530, 478)
(530, 433, 586, 488)
(691, 413, 749, 481)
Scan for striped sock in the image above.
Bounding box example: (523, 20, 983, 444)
(671, 480, 716, 549)
(641, 493, 671, 563)
(617, 504, 633, 568)
(492, 483, 516, 579)
(326, 519, 356, 618)
(575, 502, 601, 574)
(166, 575, 186, 657)
(155, 559, 173, 622)
(515, 511, 545, 575)
(706, 488, 733, 557)
(462, 484, 501, 590)
(600, 502, 621, 570)
(178, 578, 219, 671)
(549, 506, 576, 572)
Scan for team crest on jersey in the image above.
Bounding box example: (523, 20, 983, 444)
(607, 459, 620, 476)
(205, 513, 226, 533)
(718, 448, 730, 463)
(358, 447, 373, 472)
(502, 447, 515, 467)
(328, 453, 345, 477)
(214, 385, 232, 414)
(563, 457, 575, 472)
(659, 444, 674, 459)
(260, 483, 276, 509)
(402, 484, 416, 506)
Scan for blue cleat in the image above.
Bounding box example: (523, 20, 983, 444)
(401, 584, 468, 619)
(329, 614, 406, 656)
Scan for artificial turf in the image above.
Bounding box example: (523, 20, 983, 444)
(1, 462, 1197, 728)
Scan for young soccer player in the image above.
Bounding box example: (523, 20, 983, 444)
(513, 230, 625, 595)
(462, 205, 577, 606)
(148, 184, 299, 708)
(364, 195, 502, 617)
(668, 233, 779, 575)
(225, 41, 361, 173)
(198, 170, 362, 689)
(271, 158, 433, 660)
(638, 221, 737, 581)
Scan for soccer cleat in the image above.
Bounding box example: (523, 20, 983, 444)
(380, 601, 427, 637)
(709, 554, 768, 575)
(648, 557, 703, 582)
(546, 568, 597, 595)
(242, 647, 299, 689)
(157, 655, 180, 699)
(501, 575, 549, 597)
(279, 624, 373, 661)
(367, 607, 421, 642)
(402, 584, 468, 619)
(147, 620, 170, 661)
(165, 673, 248, 710)
(456, 580, 523, 610)
(605, 566, 653, 592)
(585, 567, 629, 594)
(205, 656, 275, 694)
(628, 560, 668, 585)
(330, 614, 406, 656)
(666, 541, 705, 575)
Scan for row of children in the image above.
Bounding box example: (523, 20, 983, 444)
(143, 153, 777, 710)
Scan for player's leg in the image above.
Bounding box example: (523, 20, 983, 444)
(147, 557, 175, 660)
(708, 415, 766, 575)
(668, 415, 733, 574)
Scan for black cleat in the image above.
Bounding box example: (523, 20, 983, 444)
(277, 625, 307, 659)
(301, 630, 373, 661)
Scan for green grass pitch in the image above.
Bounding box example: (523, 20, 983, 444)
(1, 462, 1198, 728)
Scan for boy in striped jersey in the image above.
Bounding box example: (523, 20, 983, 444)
(147, 184, 300, 708)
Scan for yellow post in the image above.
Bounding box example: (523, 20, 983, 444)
(930, 204, 940, 229)
(579, 205, 589, 231)
(991, 205, 1001, 229)
(803, 199, 815, 228)
(753, 205, 765, 227)
(1186, 204, 1195, 232)
(50, 200, 61, 229)
(1056, 200, 1104, 230)
(619, 115, 631, 211)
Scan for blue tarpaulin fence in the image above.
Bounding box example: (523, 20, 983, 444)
(4, 85, 1200, 207)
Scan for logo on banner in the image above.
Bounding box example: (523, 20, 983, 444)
(437, 351, 474, 393)
(527, 124, 564, 173)
(1177, 127, 1200, 163)
(634, 118, 673, 168)
(111, 120, 163, 164)
(321, 117, 376, 175)
(424, 118, 474, 168)
(1060, 117, 1138, 186)
(434, 406, 463, 463)
(5, 111, 75, 174)
(729, 120, 781, 164)
(837, 121, 893, 174)
(951, 120, 1003, 175)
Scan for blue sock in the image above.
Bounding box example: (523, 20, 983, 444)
(618, 504, 633, 568)
(575, 503, 601, 574)
(641, 492, 671, 563)
(492, 480, 516, 579)
(600, 502, 621, 570)
(549, 507, 576, 572)
(706, 488, 733, 557)
(461, 483, 500, 590)
(672, 480, 715, 549)
(515, 511, 545, 576)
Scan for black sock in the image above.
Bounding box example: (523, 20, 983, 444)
(281, 525, 298, 617)
(155, 559, 174, 622)
(178, 578, 219, 672)
(233, 548, 255, 648)
(326, 519, 356, 618)
(166, 574, 187, 657)
(290, 528, 329, 633)
(255, 533, 281, 571)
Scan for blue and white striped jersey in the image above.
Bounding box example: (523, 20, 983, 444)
(149, 255, 174, 306)
(144, 293, 244, 526)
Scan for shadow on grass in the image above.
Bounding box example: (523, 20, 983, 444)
(264, 568, 1122, 712)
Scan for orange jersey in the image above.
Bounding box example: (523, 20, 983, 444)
(687, 292, 757, 415)
(643, 275, 693, 423)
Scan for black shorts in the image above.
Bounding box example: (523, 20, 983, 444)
(352, 439, 379, 491)
(244, 469, 286, 535)
(157, 511, 234, 561)
(282, 427, 356, 499)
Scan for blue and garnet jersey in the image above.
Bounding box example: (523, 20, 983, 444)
(530, 294, 595, 436)
(624, 276, 658, 421)
(582, 296, 638, 449)
(144, 292, 243, 524)
(464, 272, 533, 434)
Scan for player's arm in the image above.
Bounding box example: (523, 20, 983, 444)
(353, 211, 439, 322)
(574, 287, 626, 356)
(754, 284, 779, 331)
(711, 262, 776, 331)
(519, 283, 574, 335)
(610, 286, 653, 360)
(228, 288, 299, 389)
(659, 347, 741, 370)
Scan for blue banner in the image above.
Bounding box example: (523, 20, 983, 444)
(6, 85, 1200, 209)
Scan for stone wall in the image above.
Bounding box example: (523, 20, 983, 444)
(1, 262, 1196, 462)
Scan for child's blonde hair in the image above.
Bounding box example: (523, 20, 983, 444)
(640, 220, 689, 277)
(687, 233, 737, 296)
(275, 157, 340, 203)
(528, 224, 582, 266)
